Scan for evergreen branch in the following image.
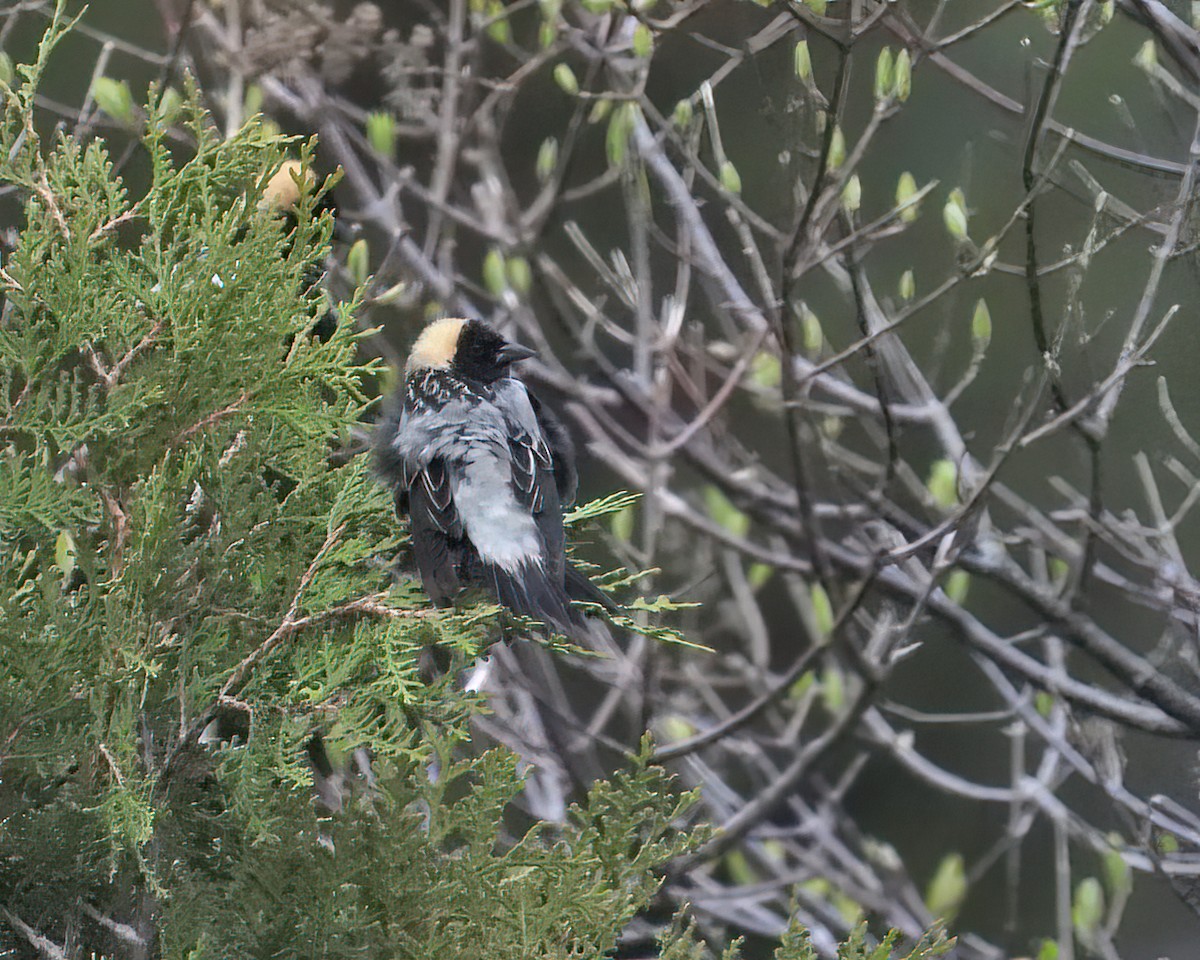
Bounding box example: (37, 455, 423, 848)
(310, 593, 438, 623)
(99, 486, 129, 577)
(77, 902, 145, 949)
(218, 521, 347, 701)
(97, 742, 126, 787)
(27, 123, 69, 242)
(216, 593, 436, 706)
(87, 201, 142, 243)
(0, 906, 66, 960)
(171, 390, 250, 446)
(83, 315, 165, 389)
(0, 718, 28, 767)
(0, 265, 22, 292)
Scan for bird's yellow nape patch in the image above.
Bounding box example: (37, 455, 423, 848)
(407, 318, 467, 372)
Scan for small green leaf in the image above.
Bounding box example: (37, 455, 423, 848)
(943, 188, 969, 241)
(800, 877, 831, 898)
(154, 87, 183, 124)
(840, 174, 861, 213)
(347, 239, 370, 286)
(719, 160, 742, 195)
(832, 892, 863, 926)
(747, 563, 773, 589)
(661, 714, 695, 741)
(92, 77, 134, 125)
(789, 670, 816, 700)
(506, 256, 532, 296)
(1157, 832, 1179, 854)
(536, 137, 558, 183)
(373, 280, 408, 306)
(611, 506, 635, 542)
(794, 40, 812, 80)
(724, 849, 756, 885)
(1134, 39, 1157, 71)
(485, 0, 512, 44)
(801, 306, 823, 354)
(632, 23, 654, 58)
(1035, 691, 1056, 717)
(672, 98, 694, 128)
(874, 47, 895, 102)
(971, 298, 992, 348)
(811, 582, 834, 636)
(242, 84, 263, 119)
(827, 126, 846, 169)
(629, 594, 700, 612)
(606, 103, 637, 167)
(704, 485, 749, 538)
(895, 171, 919, 222)
(553, 63, 579, 95)
(1071, 877, 1104, 939)
(898, 269, 915, 302)
(925, 853, 967, 920)
(927, 459, 958, 509)
(539, 0, 561, 18)
(1102, 838, 1132, 898)
(945, 569, 970, 604)
(589, 98, 612, 124)
(366, 111, 397, 159)
(482, 248, 507, 297)
(820, 665, 843, 709)
(761, 839, 785, 862)
(1035, 940, 1060, 960)
(749, 351, 781, 388)
(805, 0, 828, 13)
(54, 529, 77, 580)
(893, 48, 912, 101)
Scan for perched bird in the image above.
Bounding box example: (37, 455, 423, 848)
(375, 317, 599, 639)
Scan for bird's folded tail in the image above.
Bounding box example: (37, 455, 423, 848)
(486, 560, 604, 646)
(564, 562, 619, 613)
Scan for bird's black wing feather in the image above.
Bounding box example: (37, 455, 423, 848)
(507, 428, 567, 586)
(407, 458, 467, 605)
(496, 409, 592, 634)
(527, 388, 578, 506)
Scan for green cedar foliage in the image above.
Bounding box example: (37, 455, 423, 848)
(657, 914, 953, 960)
(0, 8, 701, 957)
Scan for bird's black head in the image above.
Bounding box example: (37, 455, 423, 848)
(407, 318, 536, 384)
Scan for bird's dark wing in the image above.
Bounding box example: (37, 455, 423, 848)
(527, 388, 578, 506)
(406, 458, 467, 605)
(507, 427, 567, 583)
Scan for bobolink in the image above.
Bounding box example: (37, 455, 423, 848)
(375, 318, 596, 638)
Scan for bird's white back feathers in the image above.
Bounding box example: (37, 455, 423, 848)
(389, 374, 547, 573)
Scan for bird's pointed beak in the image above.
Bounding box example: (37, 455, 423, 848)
(497, 341, 537, 365)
